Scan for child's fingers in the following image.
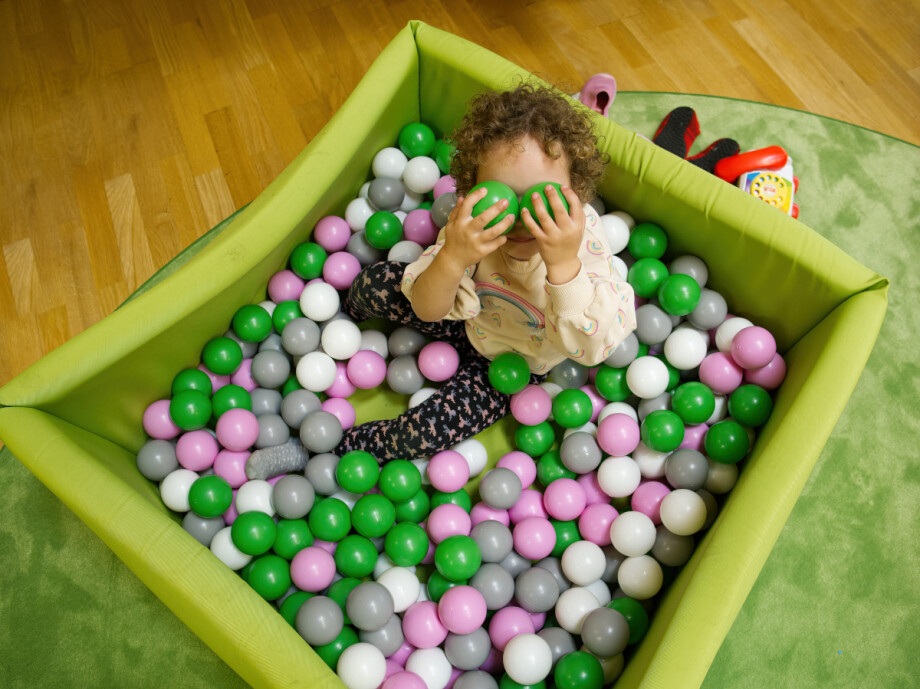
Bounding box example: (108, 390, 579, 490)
(519, 207, 544, 237)
(473, 197, 511, 229)
(529, 190, 559, 233)
(485, 212, 516, 238)
(559, 185, 585, 225)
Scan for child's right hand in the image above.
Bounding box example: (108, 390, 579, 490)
(438, 187, 512, 272)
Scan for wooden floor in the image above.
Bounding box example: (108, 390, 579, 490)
(1, 0, 918, 388)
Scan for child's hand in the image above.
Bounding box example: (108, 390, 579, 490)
(522, 184, 585, 284)
(439, 187, 512, 272)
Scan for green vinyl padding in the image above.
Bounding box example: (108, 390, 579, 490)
(0, 21, 887, 689)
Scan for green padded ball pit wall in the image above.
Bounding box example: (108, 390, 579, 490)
(0, 21, 887, 689)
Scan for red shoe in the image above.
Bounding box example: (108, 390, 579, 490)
(652, 107, 700, 159)
(688, 138, 741, 174)
(578, 73, 617, 117)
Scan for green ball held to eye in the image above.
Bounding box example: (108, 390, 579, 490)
(470, 180, 519, 231)
(520, 181, 570, 228)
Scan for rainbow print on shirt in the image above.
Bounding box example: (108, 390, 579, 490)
(475, 281, 545, 331)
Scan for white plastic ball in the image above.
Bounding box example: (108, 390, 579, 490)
(299, 281, 340, 322)
(235, 479, 275, 516)
(617, 555, 663, 600)
(328, 489, 362, 510)
(411, 458, 431, 486)
(669, 254, 709, 288)
(554, 586, 601, 634)
(451, 437, 488, 477)
(632, 442, 670, 479)
(597, 456, 641, 499)
(376, 566, 421, 613)
(358, 181, 371, 199)
(337, 642, 387, 689)
(609, 511, 657, 557)
(503, 633, 553, 686)
(320, 319, 362, 360)
(600, 213, 632, 254)
(209, 526, 252, 570)
(625, 356, 670, 399)
(608, 210, 636, 230)
(345, 196, 375, 232)
(707, 394, 729, 424)
(257, 300, 276, 316)
(538, 381, 563, 400)
(583, 579, 612, 607)
(401, 156, 440, 194)
(715, 316, 754, 353)
(663, 328, 709, 370)
(583, 646, 625, 684)
(159, 468, 198, 512)
(659, 488, 708, 536)
(705, 458, 739, 494)
(611, 254, 628, 281)
(372, 552, 398, 579)
(400, 188, 424, 212)
(406, 647, 452, 689)
(561, 540, 606, 586)
(359, 329, 389, 358)
(372, 147, 408, 179)
(597, 402, 638, 424)
(408, 387, 438, 408)
(295, 351, 337, 393)
(562, 421, 597, 439)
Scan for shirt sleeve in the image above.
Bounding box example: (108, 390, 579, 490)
(401, 230, 482, 321)
(543, 206, 638, 365)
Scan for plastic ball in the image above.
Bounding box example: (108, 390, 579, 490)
(423, 450, 467, 493)
(299, 281, 340, 322)
(402, 208, 438, 246)
(214, 407, 259, 451)
(627, 257, 668, 298)
(428, 503, 472, 543)
(348, 231, 385, 265)
(520, 182, 570, 228)
(437, 585, 487, 635)
(640, 409, 685, 453)
(488, 606, 536, 652)
(630, 480, 671, 524)
(704, 419, 751, 463)
(272, 517, 313, 560)
(336, 450, 380, 493)
(312, 216, 351, 252)
(290, 241, 328, 280)
(728, 383, 773, 426)
(323, 251, 362, 290)
(664, 449, 710, 490)
(609, 511, 656, 557)
(688, 288, 728, 330)
(175, 429, 219, 472)
(512, 516, 557, 560)
(373, 147, 409, 179)
(730, 325, 777, 369)
(172, 368, 213, 397)
(656, 273, 701, 315)
(551, 388, 593, 429)
(387, 355, 425, 395)
(346, 581, 395, 633)
(470, 180, 519, 230)
(188, 475, 233, 518)
(471, 520, 513, 563)
(625, 356, 670, 399)
(369, 176, 407, 211)
(580, 606, 630, 658)
(335, 535, 379, 578)
(405, 647, 452, 689)
(517, 421, 556, 457)
(699, 352, 744, 395)
(451, 437, 489, 477)
(417, 341, 460, 382)
(671, 381, 716, 425)
(503, 633, 553, 686)
(377, 566, 421, 614)
(535, 450, 574, 487)
(430, 191, 457, 228)
(385, 522, 430, 567)
(248, 554, 293, 601)
(402, 156, 441, 194)
(479, 467, 523, 510)
(554, 587, 601, 634)
(715, 316, 755, 353)
(402, 600, 448, 648)
(159, 468, 198, 513)
(627, 222, 667, 259)
(543, 478, 587, 521)
(383, 672, 428, 689)
(434, 535, 482, 582)
(314, 624, 360, 670)
(596, 413, 640, 458)
(510, 385, 552, 425)
(444, 627, 492, 672)
(169, 390, 212, 431)
(432, 138, 455, 173)
(296, 596, 343, 645)
(617, 555, 663, 600)
(744, 352, 787, 389)
(231, 511, 277, 556)
(488, 352, 531, 394)
(365, 211, 404, 250)
(599, 213, 631, 254)
(202, 336, 243, 376)
(232, 304, 273, 342)
(393, 489, 430, 524)
(635, 303, 673, 346)
(659, 488, 707, 536)
(663, 327, 709, 370)
(379, 459, 423, 503)
(359, 613, 404, 657)
(337, 642, 387, 689)
(308, 496, 351, 542)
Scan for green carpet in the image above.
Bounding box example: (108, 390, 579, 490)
(1, 92, 917, 688)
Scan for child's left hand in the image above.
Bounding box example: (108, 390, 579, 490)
(521, 184, 585, 284)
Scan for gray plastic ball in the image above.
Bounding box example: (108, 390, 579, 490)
(295, 595, 343, 646)
(535, 557, 572, 593)
(251, 350, 291, 389)
(580, 606, 630, 658)
(453, 671, 499, 689)
(669, 254, 709, 287)
(368, 176, 406, 212)
(635, 303, 673, 345)
(652, 524, 695, 567)
(637, 392, 672, 423)
(305, 453, 341, 495)
(698, 488, 719, 530)
(299, 410, 343, 453)
(348, 231, 386, 266)
(431, 192, 458, 228)
(605, 332, 639, 368)
(345, 581, 395, 632)
(136, 439, 179, 481)
(537, 626, 577, 667)
(388, 326, 427, 356)
(256, 413, 291, 449)
(548, 359, 590, 389)
(271, 474, 316, 519)
(601, 545, 625, 584)
(386, 355, 424, 395)
(358, 611, 404, 656)
(587, 195, 606, 215)
(665, 448, 710, 490)
(499, 549, 531, 578)
(251, 387, 283, 416)
(469, 563, 515, 610)
(688, 288, 728, 330)
(478, 467, 522, 510)
(225, 329, 259, 358)
(560, 432, 602, 473)
(257, 332, 285, 353)
(182, 512, 224, 547)
(445, 626, 492, 670)
(280, 388, 322, 429)
(514, 566, 560, 613)
(282, 318, 321, 357)
(470, 520, 513, 563)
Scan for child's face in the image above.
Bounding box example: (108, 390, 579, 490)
(477, 135, 572, 261)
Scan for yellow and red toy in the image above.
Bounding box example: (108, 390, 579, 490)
(715, 145, 800, 218)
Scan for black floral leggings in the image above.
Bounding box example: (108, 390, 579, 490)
(334, 261, 541, 463)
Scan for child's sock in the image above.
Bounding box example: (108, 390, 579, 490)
(687, 138, 741, 174)
(652, 107, 700, 158)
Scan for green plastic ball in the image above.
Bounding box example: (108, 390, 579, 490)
(231, 511, 277, 556)
(307, 497, 351, 542)
(519, 181, 570, 228)
(313, 624, 358, 669)
(554, 650, 604, 689)
(488, 351, 531, 394)
(247, 554, 292, 601)
(594, 365, 631, 402)
(435, 535, 482, 582)
(202, 336, 243, 376)
(705, 419, 751, 463)
(211, 384, 252, 419)
(657, 273, 702, 316)
(550, 519, 581, 558)
(351, 494, 396, 539)
(171, 368, 212, 397)
(272, 300, 303, 333)
(517, 421, 556, 457)
(187, 475, 233, 518)
(551, 388, 593, 429)
(379, 459, 422, 503)
(398, 122, 436, 158)
(290, 241, 327, 280)
(470, 180, 519, 230)
(655, 353, 681, 392)
(169, 389, 212, 431)
(499, 675, 546, 689)
(427, 570, 466, 603)
(365, 211, 403, 250)
(627, 222, 668, 259)
(273, 518, 314, 560)
(384, 522, 430, 567)
(335, 450, 380, 493)
(334, 534, 378, 578)
(232, 304, 273, 342)
(607, 596, 650, 644)
(537, 450, 576, 487)
(393, 488, 430, 523)
(279, 590, 314, 627)
(640, 409, 686, 453)
(431, 489, 472, 512)
(282, 376, 302, 396)
(728, 384, 773, 427)
(627, 257, 669, 298)
(671, 381, 716, 425)
(327, 577, 362, 624)
(433, 138, 455, 173)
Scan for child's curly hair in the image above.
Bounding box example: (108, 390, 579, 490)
(450, 82, 607, 203)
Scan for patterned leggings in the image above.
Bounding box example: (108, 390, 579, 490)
(334, 261, 540, 463)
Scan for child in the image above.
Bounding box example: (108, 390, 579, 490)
(336, 82, 637, 462)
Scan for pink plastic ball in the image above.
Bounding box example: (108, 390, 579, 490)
(699, 352, 744, 395)
(508, 489, 548, 524)
(578, 503, 618, 545)
(432, 175, 457, 200)
(679, 424, 708, 452)
(631, 481, 672, 525)
(322, 251, 362, 290)
(479, 646, 503, 674)
(512, 516, 557, 560)
(597, 413, 641, 456)
(346, 350, 388, 389)
(267, 269, 305, 302)
(530, 611, 547, 631)
(290, 546, 336, 592)
(730, 326, 777, 369)
(488, 606, 535, 652)
(390, 640, 416, 666)
(313, 539, 337, 555)
(417, 341, 460, 382)
(469, 503, 510, 527)
(427, 503, 472, 543)
(402, 209, 438, 246)
(427, 450, 470, 493)
(496, 451, 537, 489)
(744, 352, 787, 390)
(577, 471, 608, 506)
(222, 490, 239, 525)
(579, 384, 605, 422)
(542, 478, 587, 521)
(312, 215, 351, 252)
(143, 399, 181, 439)
(437, 585, 487, 635)
(509, 385, 552, 425)
(213, 450, 250, 488)
(176, 429, 219, 471)
(198, 365, 230, 392)
(402, 601, 448, 649)
(421, 538, 436, 565)
(321, 397, 356, 429)
(230, 358, 257, 392)
(326, 361, 357, 398)
(215, 408, 260, 451)
(382, 670, 427, 689)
